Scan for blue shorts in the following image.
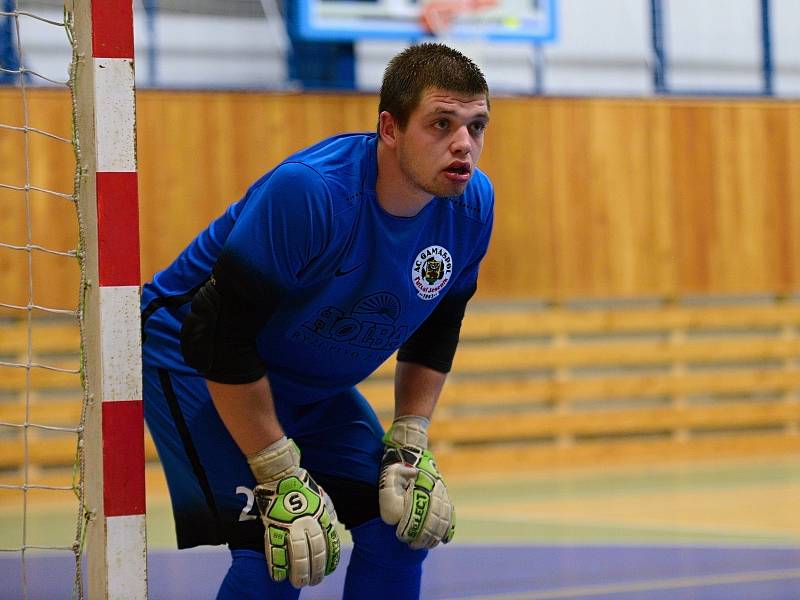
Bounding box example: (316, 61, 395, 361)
(142, 365, 386, 549)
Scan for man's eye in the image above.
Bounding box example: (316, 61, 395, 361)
(470, 122, 487, 134)
(434, 119, 449, 129)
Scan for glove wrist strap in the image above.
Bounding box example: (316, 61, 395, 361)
(247, 436, 300, 484)
(387, 415, 430, 449)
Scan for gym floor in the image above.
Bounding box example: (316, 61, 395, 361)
(2, 454, 799, 598)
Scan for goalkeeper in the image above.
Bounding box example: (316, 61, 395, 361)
(140, 42, 493, 599)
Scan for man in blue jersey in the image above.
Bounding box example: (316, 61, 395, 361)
(141, 42, 493, 599)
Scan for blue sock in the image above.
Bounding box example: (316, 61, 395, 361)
(217, 548, 300, 600)
(343, 518, 428, 600)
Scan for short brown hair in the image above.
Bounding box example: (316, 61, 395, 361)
(378, 43, 489, 132)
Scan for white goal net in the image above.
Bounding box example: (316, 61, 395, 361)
(0, 1, 111, 598)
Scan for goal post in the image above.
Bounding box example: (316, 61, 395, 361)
(70, 0, 147, 597)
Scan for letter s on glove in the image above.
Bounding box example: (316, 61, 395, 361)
(378, 416, 456, 550)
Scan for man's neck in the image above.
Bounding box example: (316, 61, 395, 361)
(375, 141, 434, 218)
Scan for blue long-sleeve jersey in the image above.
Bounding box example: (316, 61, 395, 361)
(141, 133, 493, 403)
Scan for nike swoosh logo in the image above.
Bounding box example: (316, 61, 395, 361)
(335, 263, 363, 277)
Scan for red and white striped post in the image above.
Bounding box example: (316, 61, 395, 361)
(73, 1, 147, 597)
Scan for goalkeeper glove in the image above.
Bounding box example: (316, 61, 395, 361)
(378, 415, 455, 550)
(247, 437, 340, 588)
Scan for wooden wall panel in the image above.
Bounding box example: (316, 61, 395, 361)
(135, 91, 376, 278)
(2, 89, 799, 304)
(478, 98, 800, 299)
(0, 89, 78, 314)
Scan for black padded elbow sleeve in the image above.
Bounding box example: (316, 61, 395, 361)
(179, 275, 269, 384)
(180, 279, 223, 376)
(397, 282, 477, 373)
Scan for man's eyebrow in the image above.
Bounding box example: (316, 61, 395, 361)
(430, 107, 490, 120)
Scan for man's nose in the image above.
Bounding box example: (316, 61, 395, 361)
(450, 126, 471, 155)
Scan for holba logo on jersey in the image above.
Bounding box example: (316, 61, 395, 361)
(412, 245, 452, 300)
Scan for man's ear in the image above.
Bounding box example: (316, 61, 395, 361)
(378, 111, 398, 148)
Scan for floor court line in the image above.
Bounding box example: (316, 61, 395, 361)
(453, 567, 800, 600)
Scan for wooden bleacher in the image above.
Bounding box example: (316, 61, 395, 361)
(362, 300, 800, 472)
(2, 300, 800, 478)
(0, 317, 86, 476)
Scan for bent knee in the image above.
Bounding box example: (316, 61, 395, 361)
(350, 517, 428, 568)
(218, 549, 300, 600)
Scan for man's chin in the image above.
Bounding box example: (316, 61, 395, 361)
(426, 179, 470, 198)
(437, 182, 469, 198)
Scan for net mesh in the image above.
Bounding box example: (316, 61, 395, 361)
(0, 1, 88, 597)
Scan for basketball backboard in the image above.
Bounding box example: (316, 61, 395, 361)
(293, 0, 557, 43)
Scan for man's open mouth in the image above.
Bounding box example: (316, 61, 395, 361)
(445, 162, 471, 175)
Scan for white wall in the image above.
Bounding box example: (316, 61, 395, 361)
(666, 0, 763, 92)
(8, 9, 288, 90)
(8, 0, 800, 97)
(772, 0, 800, 95)
(136, 12, 288, 89)
(357, 0, 799, 96)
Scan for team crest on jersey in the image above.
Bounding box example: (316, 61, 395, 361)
(412, 245, 453, 300)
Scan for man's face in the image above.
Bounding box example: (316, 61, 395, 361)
(393, 87, 489, 199)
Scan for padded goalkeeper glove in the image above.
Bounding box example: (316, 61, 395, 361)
(378, 415, 455, 550)
(247, 437, 340, 588)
